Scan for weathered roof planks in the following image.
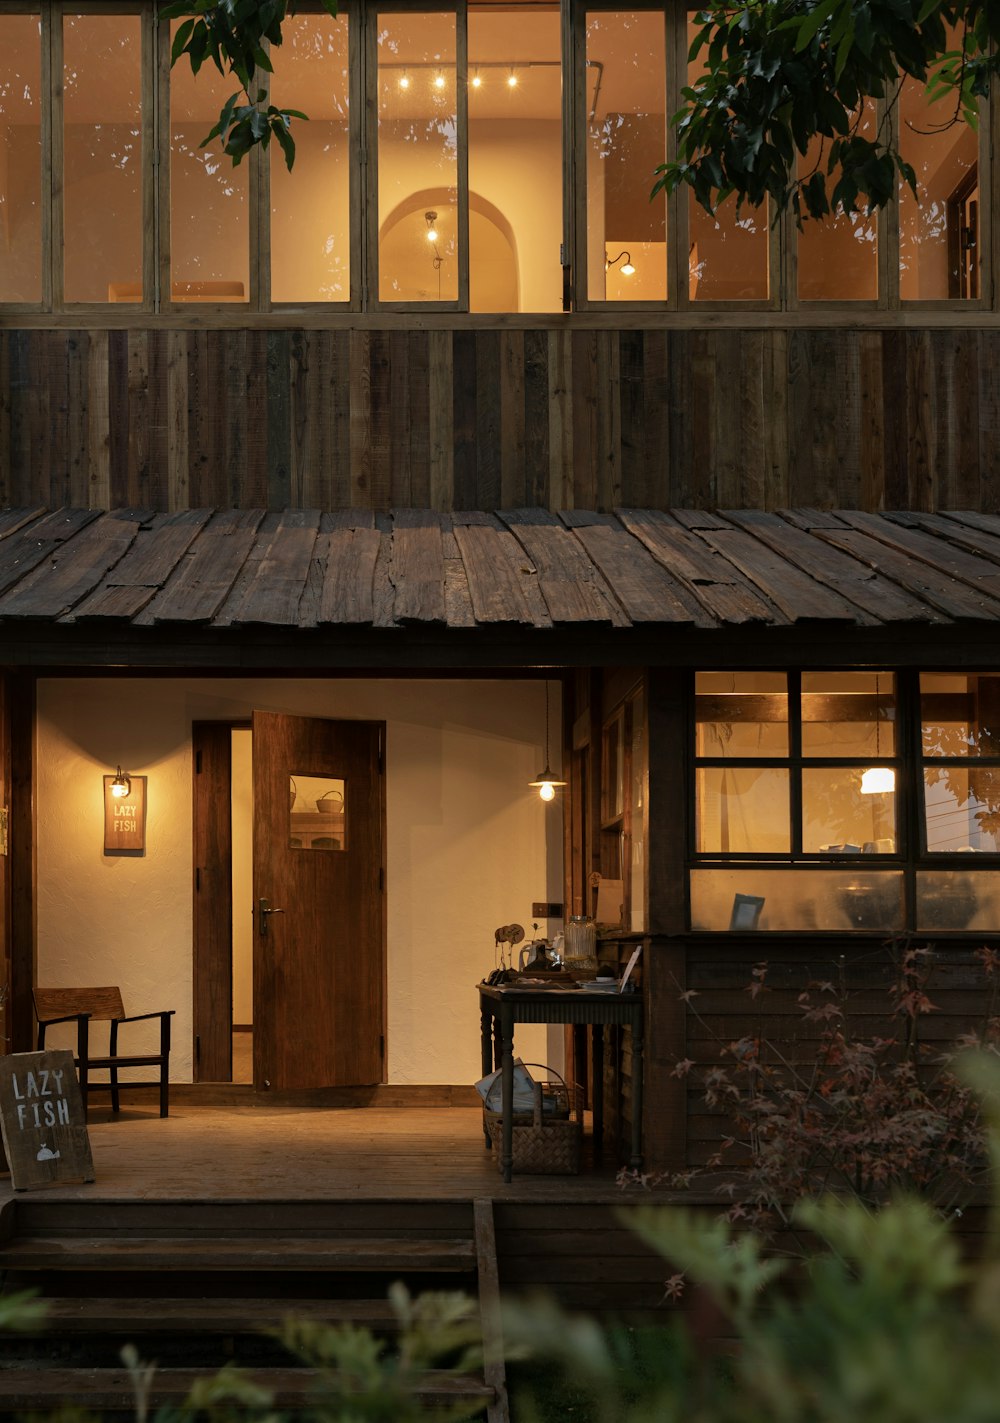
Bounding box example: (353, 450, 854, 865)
(0, 506, 994, 636)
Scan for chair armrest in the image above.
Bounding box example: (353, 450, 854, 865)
(117, 1010, 176, 1024)
(37, 1011, 91, 1053)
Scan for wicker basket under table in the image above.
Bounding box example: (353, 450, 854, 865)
(483, 1075, 581, 1175)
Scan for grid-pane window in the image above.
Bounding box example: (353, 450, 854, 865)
(0, 12, 42, 304)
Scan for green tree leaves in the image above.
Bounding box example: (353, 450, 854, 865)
(160, 1, 339, 170)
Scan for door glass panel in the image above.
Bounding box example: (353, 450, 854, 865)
(696, 767, 790, 853)
(802, 767, 896, 854)
(801, 671, 895, 757)
(921, 672, 1000, 756)
(64, 13, 143, 303)
(270, 10, 350, 303)
(695, 672, 788, 756)
(797, 102, 878, 300)
(899, 31, 978, 300)
(586, 10, 667, 303)
(0, 13, 42, 303)
(468, 2, 561, 312)
(687, 14, 767, 300)
(170, 20, 249, 303)
(289, 774, 346, 850)
(377, 10, 458, 302)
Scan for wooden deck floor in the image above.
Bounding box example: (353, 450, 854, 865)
(0, 1102, 669, 1205)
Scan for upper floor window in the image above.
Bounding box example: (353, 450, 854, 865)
(690, 670, 1000, 934)
(0, 1, 989, 315)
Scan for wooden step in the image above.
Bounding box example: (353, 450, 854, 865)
(27, 1296, 402, 1335)
(0, 1366, 494, 1412)
(0, 1234, 477, 1273)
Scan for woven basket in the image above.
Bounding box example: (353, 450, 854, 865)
(483, 1067, 581, 1176)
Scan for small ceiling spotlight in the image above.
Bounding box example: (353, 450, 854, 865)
(434, 71, 446, 90)
(471, 68, 483, 89)
(606, 250, 636, 276)
(507, 67, 518, 88)
(425, 210, 439, 244)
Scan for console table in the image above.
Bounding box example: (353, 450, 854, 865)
(478, 983, 644, 1183)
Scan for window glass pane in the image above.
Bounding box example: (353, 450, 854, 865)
(802, 767, 896, 854)
(696, 767, 790, 853)
(801, 671, 896, 757)
(695, 672, 788, 756)
(171, 20, 249, 303)
(270, 11, 349, 303)
(0, 13, 42, 303)
(586, 10, 666, 302)
(687, 14, 767, 300)
(468, 3, 561, 312)
(378, 11, 457, 302)
(917, 870, 999, 932)
(690, 867, 903, 931)
(899, 36, 978, 300)
(289, 774, 346, 851)
(924, 766, 1000, 852)
(64, 14, 142, 304)
(796, 102, 877, 300)
(921, 672, 1000, 757)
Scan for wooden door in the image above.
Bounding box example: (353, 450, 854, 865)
(252, 712, 385, 1091)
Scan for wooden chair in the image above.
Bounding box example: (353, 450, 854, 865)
(33, 987, 174, 1119)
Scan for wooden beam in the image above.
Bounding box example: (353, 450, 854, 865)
(192, 721, 234, 1083)
(9, 672, 35, 1053)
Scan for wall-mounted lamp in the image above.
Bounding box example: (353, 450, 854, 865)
(110, 765, 131, 799)
(528, 682, 566, 802)
(606, 250, 636, 276)
(425, 210, 439, 244)
(860, 672, 896, 795)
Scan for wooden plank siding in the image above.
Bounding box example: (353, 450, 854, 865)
(4, 327, 1000, 514)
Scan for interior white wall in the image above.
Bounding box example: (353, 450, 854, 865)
(36, 677, 564, 1087)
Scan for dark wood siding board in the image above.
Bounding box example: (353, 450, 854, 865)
(451, 518, 545, 626)
(977, 332, 1000, 511)
(368, 329, 392, 512)
(570, 327, 599, 511)
(499, 509, 621, 625)
(348, 329, 372, 508)
(145, 331, 170, 510)
(833, 511, 1000, 599)
(643, 328, 670, 509)
(950, 330, 983, 510)
(564, 518, 709, 626)
(227, 511, 321, 627)
(665, 329, 693, 508)
(452, 329, 478, 510)
(474, 329, 501, 510)
(46, 330, 71, 508)
(388, 330, 411, 507)
(786, 330, 832, 508)
(617, 327, 645, 509)
(858, 331, 886, 512)
(722, 510, 939, 622)
(688, 330, 718, 505)
(65, 332, 89, 507)
(710, 331, 745, 510)
(595, 329, 622, 512)
(548, 327, 573, 509)
(0, 336, 11, 503)
(388, 509, 447, 624)
(906, 330, 935, 511)
(881, 330, 911, 510)
(813, 525, 1000, 621)
(616, 509, 780, 624)
(737, 330, 766, 510)
(499, 329, 527, 509)
(138, 508, 267, 625)
(332, 330, 354, 509)
(242, 329, 270, 509)
(523, 329, 550, 508)
(125, 330, 150, 508)
(318, 526, 381, 625)
(0, 511, 142, 620)
(407, 330, 431, 507)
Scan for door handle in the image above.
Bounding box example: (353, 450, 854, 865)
(258, 898, 285, 937)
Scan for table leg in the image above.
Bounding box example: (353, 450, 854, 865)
(481, 1005, 494, 1147)
(630, 1006, 644, 1171)
(592, 1025, 604, 1160)
(500, 1006, 515, 1184)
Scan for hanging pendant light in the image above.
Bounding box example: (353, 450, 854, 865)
(529, 681, 566, 801)
(861, 672, 895, 795)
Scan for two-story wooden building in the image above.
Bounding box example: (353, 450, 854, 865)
(0, 0, 998, 1173)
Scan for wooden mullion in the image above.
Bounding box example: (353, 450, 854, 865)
(673, 2, 693, 309)
(662, 3, 678, 311)
(141, 1, 156, 314)
(564, 0, 582, 310)
(252, 46, 269, 313)
(156, 2, 171, 313)
(350, 0, 365, 311)
(456, 0, 469, 311)
(361, 0, 378, 309)
(49, 3, 64, 310)
(8, 671, 35, 1055)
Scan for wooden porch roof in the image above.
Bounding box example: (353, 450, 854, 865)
(1, 505, 999, 636)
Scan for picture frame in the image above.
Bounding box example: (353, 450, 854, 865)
(730, 893, 765, 931)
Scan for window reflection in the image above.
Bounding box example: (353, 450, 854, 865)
(64, 13, 143, 304)
(270, 11, 350, 303)
(290, 774, 346, 851)
(921, 672, 1000, 756)
(586, 10, 666, 303)
(797, 104, 877, 301)
(0, 13, 42, 303)
(696, 767, 790, 853)
(377, 11, 458, 302)
(695, 672, 788, 757)
(691, 868, 903, 932)
(801, 672, 895, 757)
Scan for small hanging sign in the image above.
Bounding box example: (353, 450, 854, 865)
(0, 1050, 94, 1190)
(104, 775, 147, 856)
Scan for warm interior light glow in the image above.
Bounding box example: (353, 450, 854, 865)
(399, 71, 410, 90)
(606, 251, 635, 276)
(425, 210, 439, 243)
(110, 765, 131, 798)
(860, 766, 896, 795)
(471, 69, 483, 88)
(621, 259, 636, 276)
(507, 69, 518, 87)
(434, 71, 446, 89)
(539, 780, 555, 802)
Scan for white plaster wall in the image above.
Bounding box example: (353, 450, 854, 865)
(36, 677, 563, 1087)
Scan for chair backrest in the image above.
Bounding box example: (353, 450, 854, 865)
(33, 987, 125, 1022)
